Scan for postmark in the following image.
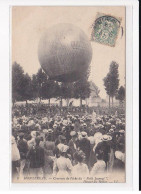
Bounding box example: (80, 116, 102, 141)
(91, 14, 121, 47)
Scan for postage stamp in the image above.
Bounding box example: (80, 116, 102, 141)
(91, 14, 121, 47)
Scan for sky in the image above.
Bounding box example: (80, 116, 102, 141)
(12, 6, 125, 99)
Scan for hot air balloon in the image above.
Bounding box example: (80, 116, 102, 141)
(38, 23, 92, 82)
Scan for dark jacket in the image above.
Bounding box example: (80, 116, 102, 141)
(78, 138, 91, 160)
(95, 141, 110, 163)
(27, 145, 44, 168)
(68, 139, 78, 159)
(17, 139, 28, 159)
(113, 158, 125, 170)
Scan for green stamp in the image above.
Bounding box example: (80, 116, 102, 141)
(91, 15, 121, 47)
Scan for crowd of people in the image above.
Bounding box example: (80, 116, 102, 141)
(12, 103, 125, 181)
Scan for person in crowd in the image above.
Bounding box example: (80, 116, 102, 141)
(65, 121, 74, 143)
(27, 131, 37, 149)
(53, 144, 72, 177)
(72, 150, 89, 177)
(17, 132, 28, 178)
(78, 131, 91, 167)
(117, 130, 125, 152)
(113, 149, 125, 172)
(12, 136, 20, 179)
(90, 152, 106, 176)
(27, 137, 45, 177)
(54, 135, 67, 158)
(43, 130, 55, 177)
(12, 103, 125, 180)
(95, 135, 111, 170)
(88, 136, 97, 170)
(68, 131, 78, 161)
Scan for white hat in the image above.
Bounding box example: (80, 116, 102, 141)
(109, 128, 114, 133)
(83, 123, 87, 127)
(53, 124, 57, 128)
(106, 122, 111, 126)
(99, 124, 104, 129)
(80, 119, 84, 123)
(35, 123, 41, 129)
(101, 135, 112, 141)
(111, 125, 116, 129)
(28, 120, 35, 127)
(43, 129, 48, 133)
(42, 117, 48, 121)
(70, 131, 76, 136)
(119, 130, 125, 134)
(57, 143, 63, 150)
(62, 126, 66, 131)
(88, 136, 95, 144)
(31, 131, 36, 138)
(81, 131, 87, 138)
(62, 120, 68, 125)
(68, 121, 72, 125)
(57, 143, 69, 153)
(47, 129, 53, 133)
(94, 132, 103, 141)
(115, 151, 125, 162)
(116, 119, 121, 124)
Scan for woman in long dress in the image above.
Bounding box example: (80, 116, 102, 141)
(53, 144, 72, 178)
(72, 151, 89, 177)
(12, 136, 20, 180)
(90, 152, 106, 177)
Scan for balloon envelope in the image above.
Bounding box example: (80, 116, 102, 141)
(38, 23, 92, 82)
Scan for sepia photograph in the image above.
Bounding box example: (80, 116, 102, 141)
(11, 6, 126, 183)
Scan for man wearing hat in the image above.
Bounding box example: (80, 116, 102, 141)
(95, 135, 111, 170)
(117, 130, 125, 152)
(98, 124, 105, 135)
(74, 118, 81, 132)
(78, 131, 91, 167)
(68, 131, 78, 160)
(27, 137, 45, 178)
(52, 124, 59, 141)
(65, 122, 74, 143)
(82, 123, 88, 133)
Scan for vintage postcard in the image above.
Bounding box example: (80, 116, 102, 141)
(11, 6, 126, 183)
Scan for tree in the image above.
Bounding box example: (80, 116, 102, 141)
(103, 73, 111, 108)
(73, 68, 91, 107)
(42, 80, 59, 105)
(74, 78, 91, 107)
(89, 81, 100, 97)
(20, 73, 32, 104)
(116, 86, 125, 105)
(12, 62, 25, 105)
(103, 61, 119, 108)
(35, 68, 47, 101)
(12, 62, 33, 104)
(31, 74, 38, 100)
(31, 69, 62, 104)
(58, 82, 74, 106)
